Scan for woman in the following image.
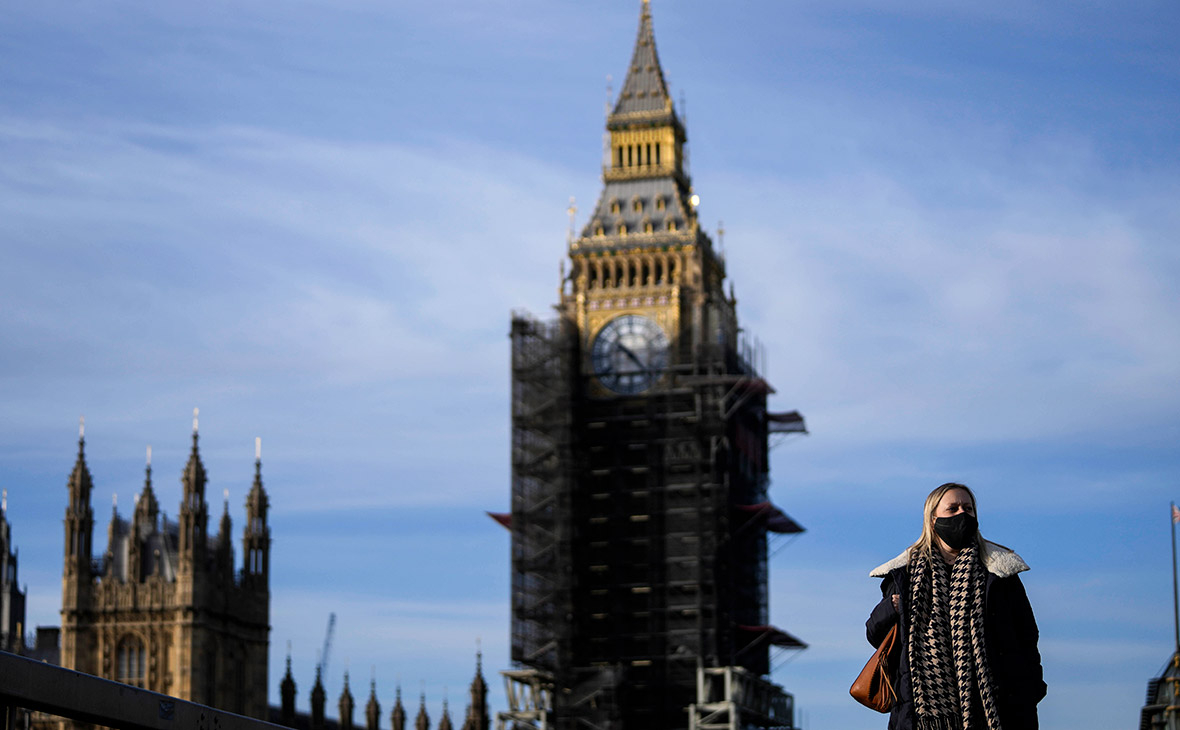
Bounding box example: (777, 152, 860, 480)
(866, 483, 1046, 730)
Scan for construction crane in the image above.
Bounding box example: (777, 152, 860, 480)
(317, 613, 336, 679)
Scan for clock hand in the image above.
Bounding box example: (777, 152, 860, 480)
(617, 343, 645, 369)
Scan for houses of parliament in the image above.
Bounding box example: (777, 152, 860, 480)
(3, 414, 491, 730)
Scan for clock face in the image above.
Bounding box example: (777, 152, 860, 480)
(591, 314, 670, 394)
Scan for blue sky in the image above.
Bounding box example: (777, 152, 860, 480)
(2, 1, 1179, 728)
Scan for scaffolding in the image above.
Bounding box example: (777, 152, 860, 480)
(509, 314, 576, 677)
(506, 312, 802, 730)
(687, 666, 794, 730)
(495, 669, 554, 730)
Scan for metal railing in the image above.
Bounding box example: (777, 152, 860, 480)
(0, 650, 285, 730)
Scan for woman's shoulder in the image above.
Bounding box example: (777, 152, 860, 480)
(869, 548, 912, 578)
(868, 541, 1030, 579)
(981, 541, 1030, 578)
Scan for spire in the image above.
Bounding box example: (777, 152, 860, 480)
(247, 437, 268, 510)
(610, 0, 677, 123)
(1, 492, 15, 584)
(179, 409, 209, 571)
(437, 698, 452, 730)
(243, 437, 270, 585)
(128, 449, 158, 583)
(366, 674, 381, 730)
(280, 648, 297, 726)
(183, 408, 207, 500)
(105, 493, 122, 560)
(311, 665, 326, 730)
(134, 445, 159, 535)
(219, 489, 232, 539)
(339, 672, 356, 730)
(391, 685, 406, 730)
(68, 417, 94, 510)
(216, 488, 234, 580)
(461, 646, 489, 730)
(64, 416, 95, 578)
(414, 693, 430, 730)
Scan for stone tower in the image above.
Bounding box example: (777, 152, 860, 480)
(504, 3, 806, 729)
(58, 414, 271, 718)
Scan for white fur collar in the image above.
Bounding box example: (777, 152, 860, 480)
(869, 541, 1029, 579)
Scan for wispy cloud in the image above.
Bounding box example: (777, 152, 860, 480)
(2, 3, 1178, 729)
(712, 125, 1180, 446)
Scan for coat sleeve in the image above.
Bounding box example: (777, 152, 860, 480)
(1006, 574, 1047, 704)
(866, 572, 900, 648)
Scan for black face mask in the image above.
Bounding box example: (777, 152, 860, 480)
(934, 512, 978, 550)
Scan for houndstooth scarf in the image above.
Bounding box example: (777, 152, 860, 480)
(907, 543, 1001, 730)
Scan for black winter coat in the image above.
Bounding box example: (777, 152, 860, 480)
(865, 543, 1047, 730)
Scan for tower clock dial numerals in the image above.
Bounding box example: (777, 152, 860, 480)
(591, 314, 670, 394)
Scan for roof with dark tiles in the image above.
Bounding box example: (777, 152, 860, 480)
(580, 177, 692, 241)
(610, 0, 679, 126)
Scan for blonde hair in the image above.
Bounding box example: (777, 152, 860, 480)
(909, 482, 987, 560)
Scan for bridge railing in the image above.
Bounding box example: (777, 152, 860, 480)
(0, 650, 286, 730)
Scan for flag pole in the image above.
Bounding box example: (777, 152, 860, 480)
(1171, 502, 1179, 654)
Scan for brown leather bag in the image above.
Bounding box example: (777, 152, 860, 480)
(850, 622, 899, 712)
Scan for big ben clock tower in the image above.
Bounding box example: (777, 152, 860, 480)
(562, 0, 731, 391)
(502, 3, 807, 730)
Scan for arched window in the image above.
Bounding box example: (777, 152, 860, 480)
(117, 636, 146, 688)
(609, 199, 621, 216)
(632, 197, 643, 213)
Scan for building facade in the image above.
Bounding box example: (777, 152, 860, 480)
(60, 415, 270, 719)
(1, 490, 28, 653)
(503, 3, 806, 729)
